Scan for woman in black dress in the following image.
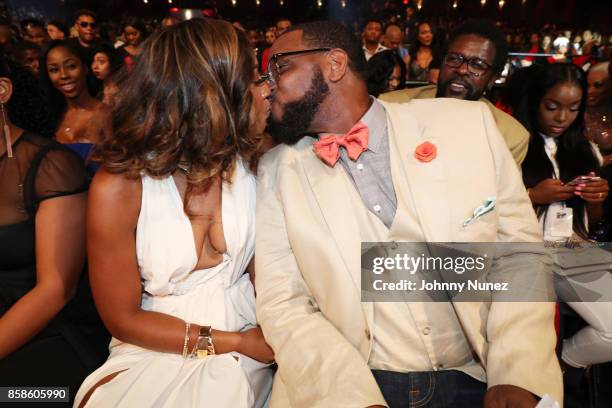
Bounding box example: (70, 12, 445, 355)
(0, 54, 108, 402)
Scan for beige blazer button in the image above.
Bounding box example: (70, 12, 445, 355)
(422, 326, 431, 335)
(365, 328, 372, 340)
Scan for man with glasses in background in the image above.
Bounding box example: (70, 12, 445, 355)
(380, 19, 529, 166)
(70, 10, 99, 62)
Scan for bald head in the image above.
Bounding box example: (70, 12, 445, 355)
(587, 62, 611, 107)
(382, 24, 403, 50)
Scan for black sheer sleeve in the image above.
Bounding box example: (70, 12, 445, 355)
(22, 137, 89, 216)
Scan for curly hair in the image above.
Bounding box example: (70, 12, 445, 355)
(90, 42, 124, 77)
(0, 53, 55, 137)
(96, 18, 260, 192)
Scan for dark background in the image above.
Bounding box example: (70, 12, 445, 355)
(5, 0, 612, 31)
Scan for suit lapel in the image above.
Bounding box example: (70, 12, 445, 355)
(299, 138, 363, 293)
(382, 100, 453, 242)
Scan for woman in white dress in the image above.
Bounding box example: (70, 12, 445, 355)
(75, 19, 274, 407)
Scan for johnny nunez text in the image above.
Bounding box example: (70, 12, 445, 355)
(372, 279, 509, 292)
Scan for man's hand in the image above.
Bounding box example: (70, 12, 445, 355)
(484, 384, 538, 408)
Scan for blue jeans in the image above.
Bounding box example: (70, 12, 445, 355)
(371, 369, 487, 408)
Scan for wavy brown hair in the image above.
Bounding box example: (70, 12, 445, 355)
(96, 18, 260, 190)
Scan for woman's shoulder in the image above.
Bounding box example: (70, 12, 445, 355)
(19, 131, 59, 149)
(88, 169, 143, 224)
(90, 169, 142, 202)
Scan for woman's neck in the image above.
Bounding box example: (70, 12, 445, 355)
(126, 44, 141, 55)
(587, 101, 612, 115)
(66, 91, 97, 110)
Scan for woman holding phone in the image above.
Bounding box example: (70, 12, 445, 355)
(517, 63, 608, 242)
(515, 63, 612, 370)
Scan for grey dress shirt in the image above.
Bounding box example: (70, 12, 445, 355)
(337, 99, 397, 229)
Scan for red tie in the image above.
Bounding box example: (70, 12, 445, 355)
(313, 121, 369, 167)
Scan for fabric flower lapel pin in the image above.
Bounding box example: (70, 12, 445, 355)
(414, 141, 437, 163)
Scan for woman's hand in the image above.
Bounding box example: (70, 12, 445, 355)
(529, 178, 575, 205)
(576, 172, 609, 204)
(236, 327, 274, 363)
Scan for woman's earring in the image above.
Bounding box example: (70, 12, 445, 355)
(2, 103, 12, 158)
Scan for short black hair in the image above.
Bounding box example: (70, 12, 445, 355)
(362, 19, 383, 32)
(75, 9, 97, 23)
(47, 20, 70, 37)
(276, 17, 292, 25)
(285, 21, 368, 81)
(445, 19, 508, 74)
(20, 18, 44, 31)
(10, 40, 40, 61)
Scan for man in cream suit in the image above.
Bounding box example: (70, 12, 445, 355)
(256, 21, 562, 408)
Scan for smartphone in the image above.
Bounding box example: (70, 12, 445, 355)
(567, 176, 601, 186)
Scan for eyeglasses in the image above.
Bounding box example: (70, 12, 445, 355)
(267, 47, 332, 83)
(78, 21, 98, 29)
(443, 52, 492, 77)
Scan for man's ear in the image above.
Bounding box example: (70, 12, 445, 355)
(326, 49, 349, 83)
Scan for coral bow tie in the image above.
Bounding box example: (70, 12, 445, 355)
(313, 121, 369, 167)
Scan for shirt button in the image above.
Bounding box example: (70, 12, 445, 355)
(357, 163, 364, 171)
(422, 326, 431, 335)
(373, 204, 381, 213)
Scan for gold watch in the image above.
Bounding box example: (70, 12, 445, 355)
(196, 326, 216, 358)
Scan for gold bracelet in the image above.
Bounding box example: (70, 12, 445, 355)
(182, 322, 191, 358)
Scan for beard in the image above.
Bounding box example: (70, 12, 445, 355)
(267, 68, 330, 145)
(436, 76, 480, 101)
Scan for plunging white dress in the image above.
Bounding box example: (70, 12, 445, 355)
(74, 160, 273, 407)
